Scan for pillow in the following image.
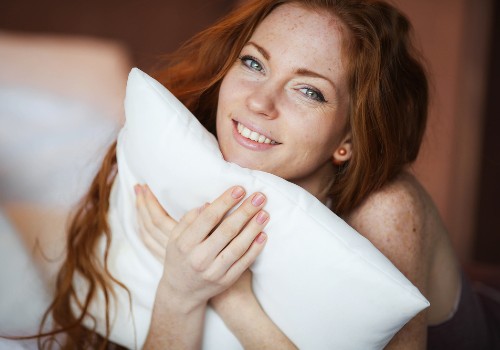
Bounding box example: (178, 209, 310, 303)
(77, 68, 429, 349)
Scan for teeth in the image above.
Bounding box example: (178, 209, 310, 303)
(237, 122, 277, 144)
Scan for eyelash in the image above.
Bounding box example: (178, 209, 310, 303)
(238, 55, 327, 103)
(299, 87, 327, 103)
(239, 55, 264, 72)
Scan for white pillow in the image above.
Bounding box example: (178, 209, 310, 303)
(79, 68, 429, 349)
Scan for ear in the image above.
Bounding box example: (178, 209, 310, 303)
(332, 133, 352, 165)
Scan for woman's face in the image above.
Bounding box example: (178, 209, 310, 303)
(216, 3, 351, 199)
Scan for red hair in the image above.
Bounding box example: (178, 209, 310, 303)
(38, 0, 428, 348)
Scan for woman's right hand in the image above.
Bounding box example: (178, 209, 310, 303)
(136, 185, 269, 314)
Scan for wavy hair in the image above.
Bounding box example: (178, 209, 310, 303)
(38, 0, 428, 348)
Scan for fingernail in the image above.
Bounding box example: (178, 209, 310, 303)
(256, 211, 268, 225)
(134, 184, 141, 195)
(251, 193, 265, 207)
(255, 232, 267, 244)
(231, 186, 245, 199)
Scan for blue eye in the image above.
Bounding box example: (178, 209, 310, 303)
(240, 55, 264, 72)
(300, 87, 326, 103)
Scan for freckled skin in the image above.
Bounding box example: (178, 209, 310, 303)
(346, 171, 460, 348)
(216, 4, 351, 202)
(216, 3, 460, 349)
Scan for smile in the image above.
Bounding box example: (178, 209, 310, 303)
(236, 122, 279, 144)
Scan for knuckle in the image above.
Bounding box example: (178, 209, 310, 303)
(219, 249, 238, 265)
(175, 238, 191, 255)
(189, 258, 204, 273)
(189, 253, 208, 273)
(229, 243, 247, 260)
(217, 221, 238, 240)
(240, 201, 258, 217)
(203, 210, 223, 227)
(201, 269, 218, 283)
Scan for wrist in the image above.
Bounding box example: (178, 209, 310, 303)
(155, 279, 207, 316)
(145, 283, 207, 350)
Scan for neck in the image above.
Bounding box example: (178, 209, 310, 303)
(290, 162, 335, 206)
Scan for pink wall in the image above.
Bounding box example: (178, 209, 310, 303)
(394, 0, 493, 261)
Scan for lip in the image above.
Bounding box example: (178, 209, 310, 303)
(231, 119, 279, 151)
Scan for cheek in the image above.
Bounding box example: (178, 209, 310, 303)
(298, 121, 344, 159)
(218, 68, 240, 104)
(217, 82, 229, 117)
(216, 78, 233, 131)
(296, 118, 336, 145)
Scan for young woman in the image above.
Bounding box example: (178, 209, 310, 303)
(38, 0, 497, 349)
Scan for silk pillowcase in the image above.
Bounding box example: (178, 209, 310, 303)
(87, 68, 429, 349)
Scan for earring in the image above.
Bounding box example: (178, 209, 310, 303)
(333, 147, 348, 166)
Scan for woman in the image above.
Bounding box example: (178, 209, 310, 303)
(38, 0, 496, 349)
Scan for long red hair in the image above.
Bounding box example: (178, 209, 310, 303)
(38, 0, 428, 348)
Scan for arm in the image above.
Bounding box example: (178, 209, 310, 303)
(145, 281, 207, 349)
(346, 176, 430, 349)
(137, 185, 296, 349)
(137, 185, 268, 349)
(210, 271, 297, 350)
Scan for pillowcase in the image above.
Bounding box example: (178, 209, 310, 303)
(79, 68, 429, 349)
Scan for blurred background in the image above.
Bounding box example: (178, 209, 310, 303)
(0, 0, 498, 344)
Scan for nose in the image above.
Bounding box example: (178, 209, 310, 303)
(245, 81, 279, 119)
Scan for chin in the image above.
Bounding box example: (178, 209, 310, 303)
(223, 152, 265, 172)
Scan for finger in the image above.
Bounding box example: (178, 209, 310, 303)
(176, 186, 246, 248)
(205, 209, 269, 279)
(202, 192, 266, 261)
(139, 222, 167, 262)
(136, 184, 154, 236)
(136, 185, 169, 247)
(144, 185, 177, 234)
(172, 203, 208, 241)
(136, 190, 168, 261)
(223, 231, 267, 285)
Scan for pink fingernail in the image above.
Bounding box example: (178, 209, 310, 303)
(255, 232, 267, 244)
(134, 184, 141, 195)
(256, 211, 268, 225)
(251, 193, 265, 206)
(231, 186, 245, 199)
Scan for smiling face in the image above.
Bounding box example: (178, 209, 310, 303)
(216, 3, 352, 200)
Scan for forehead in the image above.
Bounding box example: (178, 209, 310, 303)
(250, 3, 346, 70)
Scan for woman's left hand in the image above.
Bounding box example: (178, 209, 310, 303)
(135, 183, 257, 307)
(135, 184, 297, 349)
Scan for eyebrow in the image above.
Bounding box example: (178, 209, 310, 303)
(246, 41, 270, 60)
(294, 68, 337, 91)
(244, 41, 337, 91)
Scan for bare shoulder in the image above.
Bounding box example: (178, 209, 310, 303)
(346, 171, 430, 241)
(345, 172, 460, 346)
(345, 171, 432, 281)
